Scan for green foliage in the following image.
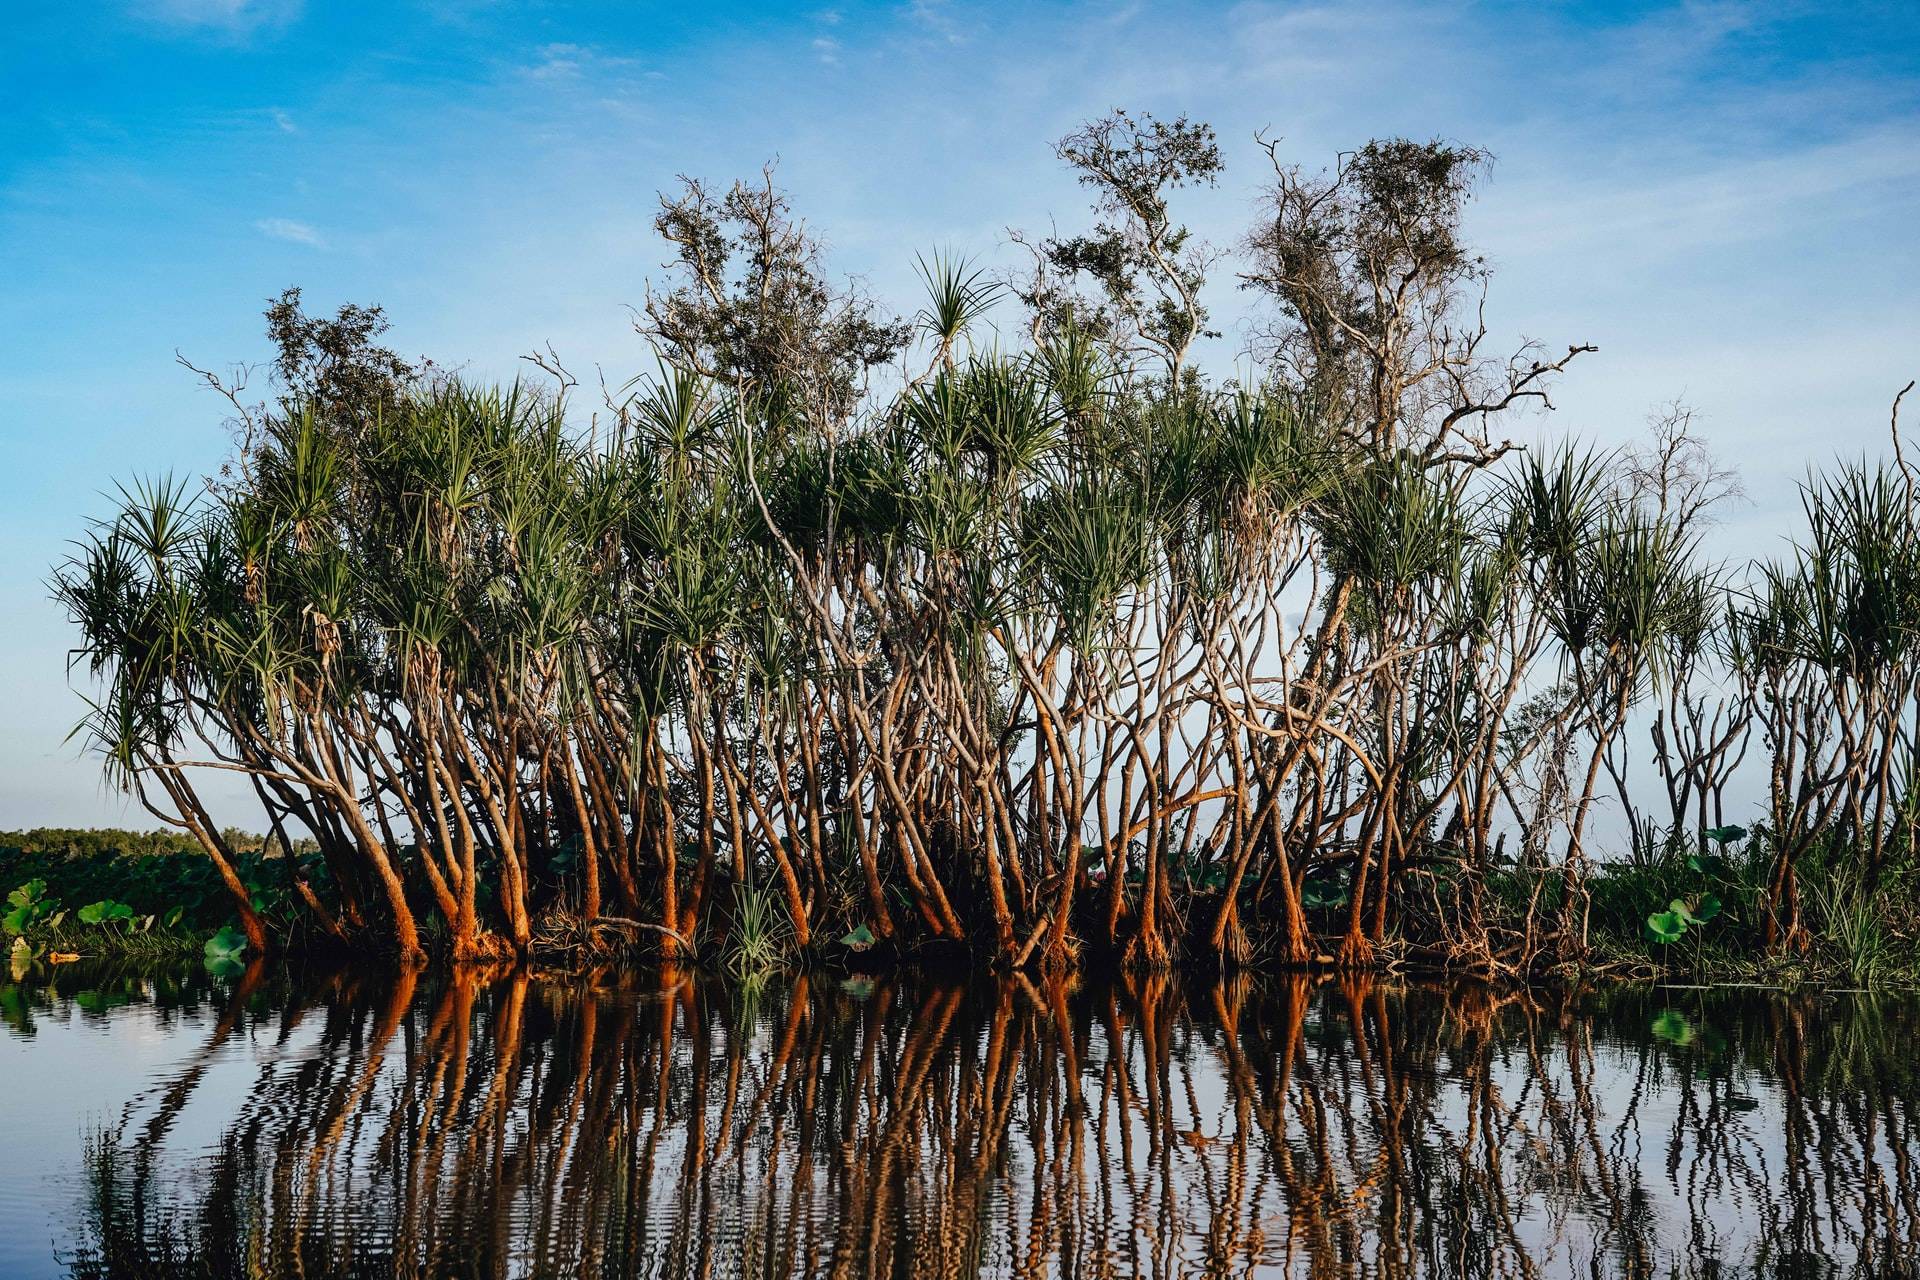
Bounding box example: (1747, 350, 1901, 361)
(1804, 861, 1894, 987)
(1646, 893, 1721, 945)
(76, 899, 135, 928)
(1300, 870, 1352, 913)
(32, 123, 1920, 982)
(0, 843, 302, 938)
(203, 925, 249, 978)
(725, 882, 788, 977)
(4, 879, 59, 935)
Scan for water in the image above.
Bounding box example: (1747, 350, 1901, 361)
(1, 963, 1916, 1278)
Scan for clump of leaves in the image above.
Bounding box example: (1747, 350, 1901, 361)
(1646, 831, 1739, 945)
(76, 899, 136, 928)
(1301, 869, 1351, 912)
(725, 882, 788, 977)
(1646, 892, 1722, 944)
(4, 880, 61, 935)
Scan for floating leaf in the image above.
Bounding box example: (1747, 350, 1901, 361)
(839, 923, 876, 952)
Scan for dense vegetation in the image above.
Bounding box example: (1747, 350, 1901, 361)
(2, 830, 309, 969)
(43, 113, 1920, 977)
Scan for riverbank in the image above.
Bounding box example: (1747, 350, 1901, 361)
(9, 829, 1919, 987)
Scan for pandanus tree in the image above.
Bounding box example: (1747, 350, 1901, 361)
(1735, 461, 1920, 950)
(1512, 445, 1709, 948)
(56, 118, 1917, 975)
(56, 479, 273, 955)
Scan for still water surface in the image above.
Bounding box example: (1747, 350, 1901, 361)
(1, 963, 1915, 1278)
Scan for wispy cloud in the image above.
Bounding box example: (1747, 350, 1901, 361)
(907, 0, 966, 44)
(1478, 123, 1920, 264)
(525, 42, 643, 82)
(133, 0, 303, 36)
(269, 107, 297, 133)
(254, 216, 323, 247)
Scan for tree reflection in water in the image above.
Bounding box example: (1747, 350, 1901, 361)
(58, 966, 1920, 1278)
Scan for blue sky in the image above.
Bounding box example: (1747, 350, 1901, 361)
(2, 0, 1917, 826)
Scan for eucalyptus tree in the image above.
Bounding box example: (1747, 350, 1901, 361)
(1241, 137, 1592, 462)
(1013, 110, 1223, 387)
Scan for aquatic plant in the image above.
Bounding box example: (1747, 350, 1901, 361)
(4, 879, 61, 935)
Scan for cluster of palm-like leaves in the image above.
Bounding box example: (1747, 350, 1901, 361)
(54, 289, 1916, 973)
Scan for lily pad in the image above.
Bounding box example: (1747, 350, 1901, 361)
(1646, 910, 1688, 944)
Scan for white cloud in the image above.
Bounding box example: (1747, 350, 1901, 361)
(526, 42, 643, 82)
(906, 0, 965, 45)
(814, 36, 842, 66)
(269, 107, 297, 133)
(134, 0, 303, 35)
(254, 217, 323, 247)
(1475, 123, 1920, 265)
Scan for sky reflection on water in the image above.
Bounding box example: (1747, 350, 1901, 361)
(2, 963, 1916, 1278)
